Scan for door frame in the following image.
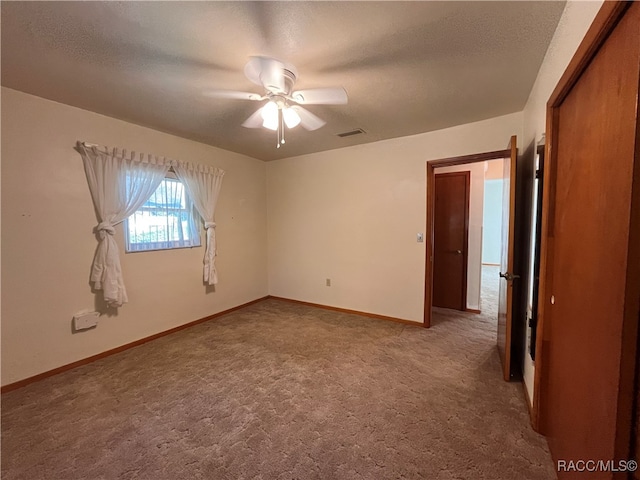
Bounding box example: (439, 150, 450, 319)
(532, 1, 640, 458)
(424, 146, 512, 328)
(433, 171, 471, 311)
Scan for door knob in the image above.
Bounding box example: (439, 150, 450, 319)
(499, 271, 520, 281)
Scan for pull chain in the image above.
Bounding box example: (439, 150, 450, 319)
(276, 108, 286, 148)
(281, 108, 285, 145)
(276, 108, 280, 148)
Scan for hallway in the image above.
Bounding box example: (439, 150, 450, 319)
(480, 264, 500, 319)
(431, 264, 501, 333)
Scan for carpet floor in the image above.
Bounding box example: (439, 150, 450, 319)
(1, 266, 555, 479)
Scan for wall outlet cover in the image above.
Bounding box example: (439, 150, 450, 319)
(73, 311, 100, 331)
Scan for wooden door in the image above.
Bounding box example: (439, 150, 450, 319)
(537, 1, 640, 474)
(432, 172, 469, 310)
(634, 361, 640, 480)
(497, 136, 518, 381)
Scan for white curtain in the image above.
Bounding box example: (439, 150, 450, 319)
(174, 163, 225, 285)
(79, 143, 170, 307)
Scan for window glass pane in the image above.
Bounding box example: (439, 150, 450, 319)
(125, 177, 201, 252)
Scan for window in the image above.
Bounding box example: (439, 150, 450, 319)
(125, 174, 201, 252)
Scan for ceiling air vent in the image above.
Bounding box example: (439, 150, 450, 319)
(336, 128, 366, 138)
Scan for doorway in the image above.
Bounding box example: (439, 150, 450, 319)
(424, 137, 519, 380)
(481, 158, 506, 318)
(431, 161, 506, 316)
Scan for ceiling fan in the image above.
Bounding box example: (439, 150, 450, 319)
(204, 56, 348, 148)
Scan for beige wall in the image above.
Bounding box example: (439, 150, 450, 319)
(1, 1, 603, 388)
(266, 112, 522, 322)
(485, 158, 504, 181)
(1, 87, 269, 385)
(520, 0, 603, 405)
(433, 163, 485, 311)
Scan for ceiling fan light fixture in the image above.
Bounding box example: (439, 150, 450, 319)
(283, 107, 301, 128)
(261, 101, 279, 130)
(262, 116, 278, 131)
(215, 57, 347, 147)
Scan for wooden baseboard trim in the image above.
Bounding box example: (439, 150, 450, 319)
(267, 295, 424, 327)
(1, 296, 270, 394)
(465, 308, 482, 314)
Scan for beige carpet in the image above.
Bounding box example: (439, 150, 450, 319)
(2, 269, 555, 479)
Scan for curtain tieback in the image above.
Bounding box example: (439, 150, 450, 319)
(205, 222, 216, 230)
(96, 221, 115, 239)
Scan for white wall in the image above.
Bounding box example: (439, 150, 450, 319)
(433, 163, 485, 311)
(520, 0, 603, 405)
(267, 112, 522, 322)
(1, 87, 269, 385)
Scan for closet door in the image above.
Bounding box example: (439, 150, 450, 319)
(536, 1, 640, 476)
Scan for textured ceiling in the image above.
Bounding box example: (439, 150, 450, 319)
(1, 1, 565, 161)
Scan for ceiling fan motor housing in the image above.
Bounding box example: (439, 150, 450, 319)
(282, 69, 296, 94)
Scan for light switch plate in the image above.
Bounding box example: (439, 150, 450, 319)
(417, 233, 424, 243)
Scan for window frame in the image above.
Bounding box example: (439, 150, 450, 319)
(124, 172, 202, 253)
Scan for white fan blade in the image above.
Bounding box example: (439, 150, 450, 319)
(242, 107, 265, 128)
(244, 56, 285, 92)
(204, 90, 263, 101)
(292, 87, 348, 105)
(291, 106, 326, 131)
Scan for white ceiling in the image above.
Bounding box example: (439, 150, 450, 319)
(1, 1, 565, 161)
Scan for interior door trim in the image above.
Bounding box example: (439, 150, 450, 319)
(424, 146, 512, 328)
(532, 0, 638, 449)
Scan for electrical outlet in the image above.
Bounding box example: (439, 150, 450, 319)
(326, 278, 331, 287)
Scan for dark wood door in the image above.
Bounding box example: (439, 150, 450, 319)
(635, 361, 640, 480)
(432, 171, 469, 310)
(541, 2, 640, 475)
